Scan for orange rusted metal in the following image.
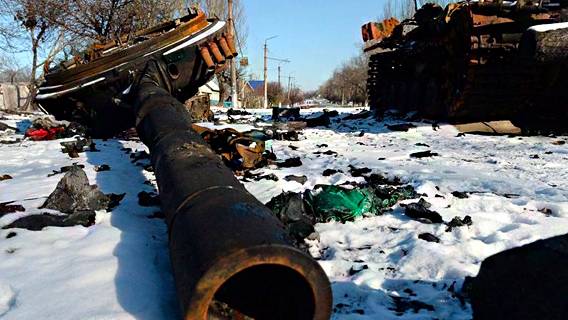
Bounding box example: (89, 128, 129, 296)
(200, 46, 215, 69)
(225, 35, 239, 56)
(209, 42, 226, 64)
(218, 37, 233, 58)
(361, 18, 399, 42)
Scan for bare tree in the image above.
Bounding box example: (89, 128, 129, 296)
(0, 55, 30, 83)
(266, 81, 283, 107)
(319, 53, 368, 106)
(0, 0, 63, 108)
(194, 0, 247, 106)
(42, 0, 188, 43)
(286, 87, 304, 106)
(382, 0, 452, 20)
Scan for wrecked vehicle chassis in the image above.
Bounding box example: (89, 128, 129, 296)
(35, 11, 332, 320)
(363, 1, 568, 131)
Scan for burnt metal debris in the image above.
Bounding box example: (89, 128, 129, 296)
(362, 1, 568, 131)
(36, 8, 236, 137)
(36, 9, 332, 320)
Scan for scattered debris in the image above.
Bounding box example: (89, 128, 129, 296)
(364, 173, 401, 186)
(4, 167, 124, 230)
(451, 191, 469, 199)
(418, 233, 440, 243)
(305, 185, 384, 222)
(107, 193, 126, 211)
(47, 164, 85, 177)
(454, 121, 521, 136)
(348, 165, 372, 177)
(305, 113, 331, 127)
(322, 169, 342, 176)
(0, 138, 22, 144)
(323, 109, 339, 117)
(343, 110, 373, 120)
(60, 137, 91, 158)
(41, 166, 109, 213)
(314, 150, 338, 156)
(403, 199, 443, 223)
(277, 157, 302, 168)
(3, 211, 96, 231)
(272, 107, 300, 121)
(265, 192, 315, 247)
(266, 181, 416, 249)
(138, 191, 160, 207)
(94, 164, 111, 172)
(227, 108, 251, 116)
(387, 123, 416, 132)
(192, 125, 271, 170)
(0, 201, 25, 218)
(273, 130, 299, 141)
(241, 171, 278, 182)
(24, 115, 85, 141)
(0, 122, 17, 131)
(348, 264, 369, 276)
(390, 296, 435, 315)
(89, 142, 100, 152)
(410, 150, 439, 158)
(284, 175, 308, 185)
(130, 150, 150, 162)
(446, 215, 473, 232)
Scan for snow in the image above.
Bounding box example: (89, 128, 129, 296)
(529, 22, 568, 33)
(1, 108, 568, 319)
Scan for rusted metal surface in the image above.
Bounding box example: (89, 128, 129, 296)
(218, 37, 234, 58)
(362, 1, 568, 131)
(200, 46, 216, 69)
(209, 42, 226, 64)
(36, 10, 238, 137)
(361, 18, 400, 43)
(133, 73, 332, 319)
(35, 10, 332, 319)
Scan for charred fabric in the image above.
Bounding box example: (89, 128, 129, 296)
(362, 0, 568, 131)
(35, 9, 332, 320)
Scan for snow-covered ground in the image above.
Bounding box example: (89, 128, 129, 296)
(1, 108, 567, 319)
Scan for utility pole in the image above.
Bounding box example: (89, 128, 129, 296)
(266, 57, 290, 107)
(228, 0, 238, 108)
(267, 57, 290, 89)
(263, 35, 277, 108)
(286, 75, 295, 102)
(264, 42, 268, 108)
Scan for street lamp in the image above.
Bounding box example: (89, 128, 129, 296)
(264, 35, 278, 109)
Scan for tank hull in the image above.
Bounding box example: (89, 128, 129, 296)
(363, 1, 568, 132)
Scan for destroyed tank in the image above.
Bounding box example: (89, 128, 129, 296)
(36, 8, 237, 136)
(362, 1, 568, 132)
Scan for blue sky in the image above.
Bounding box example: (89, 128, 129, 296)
(242, 0, 388, 91)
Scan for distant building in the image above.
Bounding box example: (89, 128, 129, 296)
(242, 80, 264, 108)
(198, 79, 220, 106)
(0, 83, 34, 112)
